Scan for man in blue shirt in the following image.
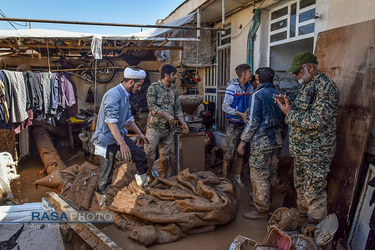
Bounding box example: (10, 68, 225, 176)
(91, 67, 149, 208)
(222, 64, 253, 187)
(238, 67, 286, 220)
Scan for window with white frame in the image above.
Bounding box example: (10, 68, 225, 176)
(269, 0, 316, 46)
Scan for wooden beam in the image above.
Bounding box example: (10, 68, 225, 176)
(0, 43, 182, 51)
(0, 17, 223, 31)
(45, 192, 122, 250)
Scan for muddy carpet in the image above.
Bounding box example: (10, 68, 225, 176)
(62, 162, 237, 246)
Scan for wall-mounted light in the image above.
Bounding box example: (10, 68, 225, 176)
(314, 13, 321, 19)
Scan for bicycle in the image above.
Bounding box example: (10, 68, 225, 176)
(58, 58, 115, 83)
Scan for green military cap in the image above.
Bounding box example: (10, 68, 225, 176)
(287, 51, 318, 73)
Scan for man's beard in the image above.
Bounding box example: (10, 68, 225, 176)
(297, 71, 310, 84)
(298, 78, 306, 84)
(129, 84, 137, 94)
(168, 76, 176, 83)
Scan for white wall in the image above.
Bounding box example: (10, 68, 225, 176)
(163, 0, 207, 24)
(325, 0, 375, 30)
(222, 7, 253, 79)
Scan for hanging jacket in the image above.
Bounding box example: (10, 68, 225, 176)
(24, 71, 43, 112)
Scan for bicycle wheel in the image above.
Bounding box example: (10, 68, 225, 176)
(90, 59, 115, 83)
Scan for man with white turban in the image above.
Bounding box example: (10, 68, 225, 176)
(91, 67, 149, 208)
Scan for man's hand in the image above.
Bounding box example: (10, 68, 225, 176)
(120, 142, 132, 161)
(275, 94, 291, 115)
(237, 141, 247, 155)
(238, 111, 248, 124)
(182, 123, 189, 134)
(158, 110, 174, 121)
(139, 134, 150, 144)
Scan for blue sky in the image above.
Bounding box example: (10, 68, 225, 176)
(0, 0, 184, 35)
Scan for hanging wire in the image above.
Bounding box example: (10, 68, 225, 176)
(232, 0, 266, 39)
(0, 9, 27, 30)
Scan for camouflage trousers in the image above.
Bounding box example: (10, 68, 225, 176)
(144, 127, 173, 162)
(249, 147, 281, 213)
(224, 122, 245, 161)
(293, 155, 331, 220)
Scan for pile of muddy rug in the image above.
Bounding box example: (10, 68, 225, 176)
(58, 161, 237, 246)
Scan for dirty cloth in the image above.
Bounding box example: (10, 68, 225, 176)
(293, 155, 330, 220)
(2, 70, 28, 123)
(249, 147, 281, 213)
(63, 162, 99, 209)
(63, 163, 237, 247)
(0, 129, 17, 161)
(111, 168, 237, 246)
(224, 121, 245, 161)
(144, 126, 173, 163)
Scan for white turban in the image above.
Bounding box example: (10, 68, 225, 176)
(124, 67, 146, 79)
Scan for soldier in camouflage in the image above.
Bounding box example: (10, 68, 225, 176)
(145, 65, 189, 178)
(276, 51, 339, 224)
(238, 67, 286, 220)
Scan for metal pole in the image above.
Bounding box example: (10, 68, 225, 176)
(197, 8, 201, 39)
(222, 0, 226, 35)
(0, 17, 224, 32)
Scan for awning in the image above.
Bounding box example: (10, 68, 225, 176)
(0, 13, 196, 58)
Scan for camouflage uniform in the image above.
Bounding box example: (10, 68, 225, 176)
(224, 122, 245, 162)
(249, 147, 281, 212)
(286, 71, 339, 220)
(145, 80, 183, 164)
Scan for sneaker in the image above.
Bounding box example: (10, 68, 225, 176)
(234, 174, 245, 188)
(243, 209, 269, 220)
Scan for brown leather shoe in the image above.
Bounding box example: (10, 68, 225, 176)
(243, 209, 269, 220)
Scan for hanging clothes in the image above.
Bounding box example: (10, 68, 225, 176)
(86, 87, 94, 103)
(2, 70, 28, 123)
(13, 109, 33, 134)
(38, 72, 52, 116)
(0, 79, 9, 123)
(0, 71, 12, 120)
(24, 71, 43, 113)
(50, 73, 59, 114)
(56, 73, 76, 109)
